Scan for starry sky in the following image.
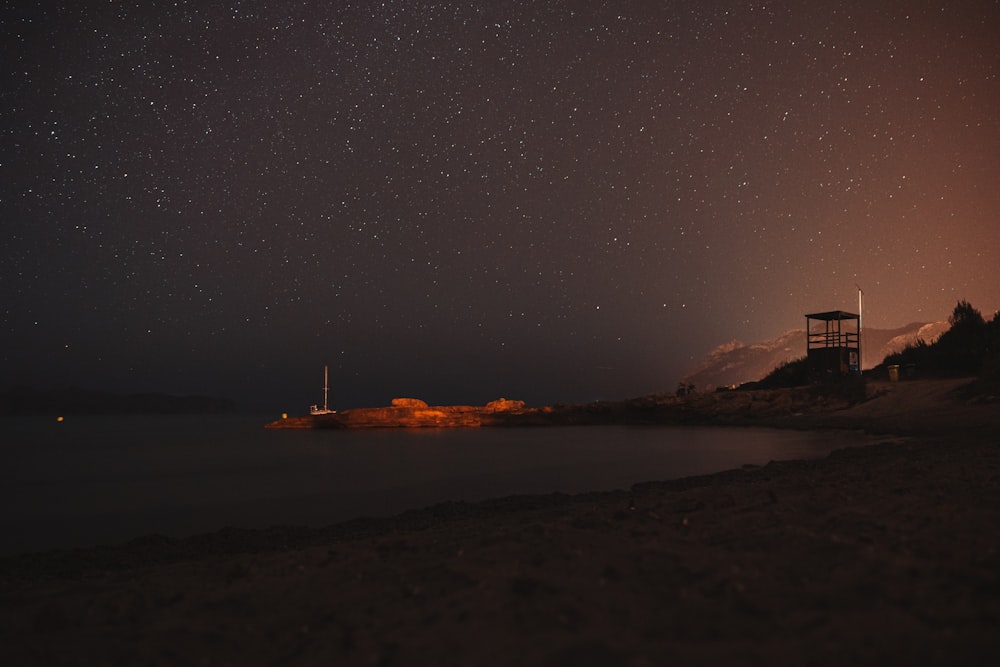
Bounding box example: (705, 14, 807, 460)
(3, 1, 999, 411)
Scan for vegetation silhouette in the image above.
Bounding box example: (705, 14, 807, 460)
(742, 357, 811, 390)
(882, 300, 999, 379)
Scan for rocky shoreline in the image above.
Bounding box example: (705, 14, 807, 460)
(266, 377, 995, 435)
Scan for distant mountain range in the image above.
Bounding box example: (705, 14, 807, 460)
(681, 321, 950, 391)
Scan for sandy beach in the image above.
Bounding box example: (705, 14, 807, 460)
(2, 378, 998, 666)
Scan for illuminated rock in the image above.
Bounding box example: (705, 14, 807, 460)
(485, 398, 526, 413)
(391, 398, 429, 408)
(266, 398, 535, 428)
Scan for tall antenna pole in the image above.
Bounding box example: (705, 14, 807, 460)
(856, 285, 864, 372)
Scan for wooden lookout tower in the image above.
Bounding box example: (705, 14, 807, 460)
(805, 310, 861, 378)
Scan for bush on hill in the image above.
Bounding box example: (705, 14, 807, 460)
(881, 300, 999, 378)
(735, 355, 866, 404)
(742, 357, 811, 390)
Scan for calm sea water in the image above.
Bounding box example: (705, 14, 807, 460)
(0, 415, 873, 555)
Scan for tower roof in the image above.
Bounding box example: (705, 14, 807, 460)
(805, 310, 859, 321)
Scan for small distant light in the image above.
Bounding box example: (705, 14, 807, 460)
(56, 416, 64, 422)
(282, 413, 288, 419)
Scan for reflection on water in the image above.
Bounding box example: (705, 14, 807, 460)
(0, 415, 874, 555)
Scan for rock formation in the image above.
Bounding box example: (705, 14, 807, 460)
(391, 398, 429, 408)
(266, 398, 531, 429)
(485, 398, 526, 413)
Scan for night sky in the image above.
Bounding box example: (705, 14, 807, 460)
(3, 1, 999, 411)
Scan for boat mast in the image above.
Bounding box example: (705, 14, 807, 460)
(322, 365, 329, 412)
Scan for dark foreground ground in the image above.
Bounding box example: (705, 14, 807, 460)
(1, 379, 998, 665)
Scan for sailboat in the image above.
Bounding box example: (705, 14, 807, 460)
(309, 365, 336, 415)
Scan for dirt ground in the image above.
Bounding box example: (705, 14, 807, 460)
(1, 379, 998, 666)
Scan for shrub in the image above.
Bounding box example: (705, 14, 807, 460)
(880, 300, 994, 377)
(744, 357, 810, 389)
